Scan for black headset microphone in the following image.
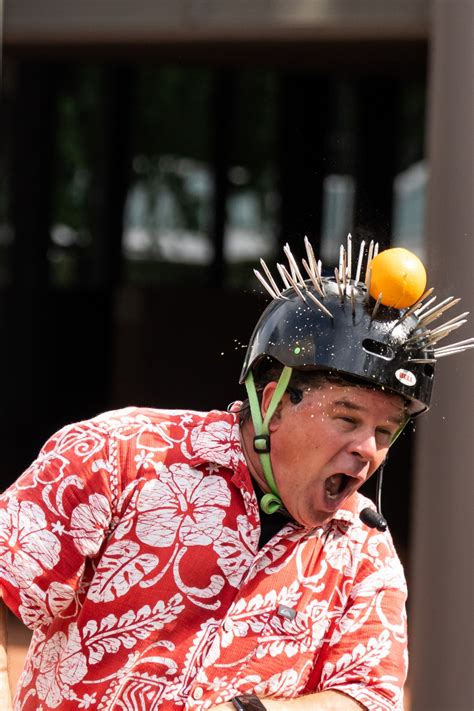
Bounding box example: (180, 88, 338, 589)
(360, 461, 388, 532)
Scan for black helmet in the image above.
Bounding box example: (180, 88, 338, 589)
(241, 238, 471, 416)
(241, 277, 435, 415)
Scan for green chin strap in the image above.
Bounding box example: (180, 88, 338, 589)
(244, 366, 293, 514)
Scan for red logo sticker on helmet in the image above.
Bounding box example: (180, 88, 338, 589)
(395, 369, 417, 387)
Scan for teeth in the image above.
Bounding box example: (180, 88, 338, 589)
(325, 474, 346, 498)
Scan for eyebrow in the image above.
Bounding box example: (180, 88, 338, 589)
(332, 399, 405, 426)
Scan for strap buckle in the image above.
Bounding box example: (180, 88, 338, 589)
(253, 434, 271, 454)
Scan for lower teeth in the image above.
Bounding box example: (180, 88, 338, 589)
(326, 474, 345, 498)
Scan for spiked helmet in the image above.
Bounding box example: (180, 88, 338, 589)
(240, 236, 473, 515)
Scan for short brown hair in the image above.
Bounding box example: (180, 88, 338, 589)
(238, 356, 404, 422)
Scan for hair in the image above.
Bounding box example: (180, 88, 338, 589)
(239, 356, 409, 422)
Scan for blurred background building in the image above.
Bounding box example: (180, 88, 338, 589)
(1, 1, 473, 708)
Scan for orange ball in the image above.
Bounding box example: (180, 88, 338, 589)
(369, 247, 427, 309)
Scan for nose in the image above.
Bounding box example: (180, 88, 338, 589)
(349, 431, 378, 463)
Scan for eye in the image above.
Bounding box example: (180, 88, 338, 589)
(376, 428, 394, 445)
(337, 416, 357, 426)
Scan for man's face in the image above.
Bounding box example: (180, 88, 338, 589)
(261, 382, 407, 528)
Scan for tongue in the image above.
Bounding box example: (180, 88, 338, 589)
(326, 474, 345, 496)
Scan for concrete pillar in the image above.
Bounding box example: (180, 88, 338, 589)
(409, 1, 474, 710)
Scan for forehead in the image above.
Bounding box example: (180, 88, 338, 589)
(304, 382, 407, 421)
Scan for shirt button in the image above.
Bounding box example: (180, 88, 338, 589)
(192, 687, 204, 700)
(222, 619, 233, 633)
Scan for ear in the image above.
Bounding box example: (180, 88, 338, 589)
(261, 382, 284, 432)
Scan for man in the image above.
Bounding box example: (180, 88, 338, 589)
(0, 238, 471, 710)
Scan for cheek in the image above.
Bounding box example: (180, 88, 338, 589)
(373, 450, 389, 472)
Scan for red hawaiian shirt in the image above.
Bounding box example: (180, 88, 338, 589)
(0, 407, 408, 710)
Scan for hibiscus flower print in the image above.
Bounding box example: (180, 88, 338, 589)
(0, 497, 60, 587)
(135, 463, 231, 547)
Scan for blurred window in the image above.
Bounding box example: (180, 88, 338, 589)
(320, 174, 356, 266)
(49, 65, 102, 288)
(224, 71, 278, 288)
(392, 160, 427, 262)
(122, 66, 213, 286)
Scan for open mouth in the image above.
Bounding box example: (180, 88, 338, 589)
(325, 473, 351, 500)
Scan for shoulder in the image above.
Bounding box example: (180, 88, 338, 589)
(84, 406, 237, 448)
(85, 406, 212, 435)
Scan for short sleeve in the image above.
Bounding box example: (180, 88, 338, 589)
(314, 531, 408, 710)
(0, 419, 118, 629)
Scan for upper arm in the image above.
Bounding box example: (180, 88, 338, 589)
(0, 419, 116, 627)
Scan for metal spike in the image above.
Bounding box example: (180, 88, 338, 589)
(418, 297, 461, 327)
(390, 288, 435, 331)
(415, 295, 437, 317)
(304, 236, 317, 274)
(407, 357, 437, 364)
(302, 258, 325, 297)
(260, 259, 285, 299)
(371, 293, 383, 321)
(347, 233, 352, 281)
(342, 248, 347, 293)
(283, 244, 298, 283)
(334, 267, 344, 302)
(434, 337, 474, 352)
(277, 263, 291, 289)
(306, 290, 334, 319)
(355, 240, 366, 284)
(365, 265, 372, 303)
(284, 243, 306, 287)
(417, 296, 454, 322)
(278, 263, 308, 303)
(339, 244, 344, 280)
(405, 318, 464, 346)
(425, 312, 469, 338)
(254, 269, 280, 300)
(304, 237, 325, 295)
(374, 242, 379, 258)
(317, 260, 325, 295)
(434, 345, 474, 356)
(365, 240, 374, 285)
(433, 344, 474, 358)
(422, 320, 467, 346)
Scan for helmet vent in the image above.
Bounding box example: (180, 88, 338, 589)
(362, 339, 395, 361)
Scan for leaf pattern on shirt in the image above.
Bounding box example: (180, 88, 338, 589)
(88, 540, 159, 602)
(35, 623, 88, 709)
(83, 593, 184, 664)
(18, 581, 80, 629)
(214, 515, 258, 587)
(320, 629, 393, 685)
